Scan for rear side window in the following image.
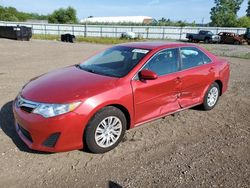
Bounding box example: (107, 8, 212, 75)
(143, 48, 179, 76)
(180, 47, 211, 70)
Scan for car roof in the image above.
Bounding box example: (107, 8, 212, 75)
(118, 42, 198, 50)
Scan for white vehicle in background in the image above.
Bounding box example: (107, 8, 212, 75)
(121, 32, 137, 39)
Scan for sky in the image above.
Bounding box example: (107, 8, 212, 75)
(0, 0, 249, 23)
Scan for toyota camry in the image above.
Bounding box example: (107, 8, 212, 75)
(13, 42, 230, 153)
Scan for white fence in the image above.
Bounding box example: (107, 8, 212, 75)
(0, 21, 247, 40)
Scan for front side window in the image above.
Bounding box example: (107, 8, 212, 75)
(180, 47, 211, 70)
(79, 46, 150, 78)
(143, 48, 179, 76)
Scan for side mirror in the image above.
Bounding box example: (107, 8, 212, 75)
(139, 70, 158, 80)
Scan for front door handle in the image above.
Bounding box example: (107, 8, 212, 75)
(175, 76, 181, 83)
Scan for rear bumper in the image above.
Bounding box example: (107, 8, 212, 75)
(13, 103, 87, 152)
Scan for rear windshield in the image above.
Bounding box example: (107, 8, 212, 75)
(79, 46, 150, 78)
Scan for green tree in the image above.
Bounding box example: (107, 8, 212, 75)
(210, 0, 244, 27)
(0, 5, 48, 21)
(247, 0, 250, 17)
(158, 17, 167, 23)
(238, 16, 250, 27)
(48, 7, 77, 24)
(156, 18, 196, 27)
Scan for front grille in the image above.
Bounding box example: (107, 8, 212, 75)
(19, 125, 33, 142)
(43, 133, 61, 147)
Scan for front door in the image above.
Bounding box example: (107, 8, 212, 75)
(131, 48, 181, 124)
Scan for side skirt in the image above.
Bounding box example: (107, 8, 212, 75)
(133, 102, 202, 128)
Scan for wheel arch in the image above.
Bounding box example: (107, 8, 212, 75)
(110, 104, 131, 130)
(201, 79, 223, 103)
(85, 103, 132, 131)
(214, 79, 223, 96)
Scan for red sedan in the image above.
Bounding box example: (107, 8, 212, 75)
(13, 42, 230, 153)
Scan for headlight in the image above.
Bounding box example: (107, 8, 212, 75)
(33, 102, 81, 118)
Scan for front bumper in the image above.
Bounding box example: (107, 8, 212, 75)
(13, 103, 87, 152)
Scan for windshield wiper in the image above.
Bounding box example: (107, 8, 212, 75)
(76, 64, 120, 78)
(76, 64, 95, 73)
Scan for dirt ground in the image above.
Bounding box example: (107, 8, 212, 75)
(0, 39, 249, 188)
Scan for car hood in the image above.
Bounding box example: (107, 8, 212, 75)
(21, 66, 118, 103)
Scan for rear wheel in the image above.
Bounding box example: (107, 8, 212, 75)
(84, 106, 127, 153)
(202, 82, 220, 111)
(234, 41, 240, 45)
(188, 37, 193, 42)
(204, 38, 211, 43)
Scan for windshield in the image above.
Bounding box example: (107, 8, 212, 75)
(79, 46, 150, 78)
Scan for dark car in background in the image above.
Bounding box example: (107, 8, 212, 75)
(241, 28, 250, 45)
(218, 32, 246, 45)
(186, 30, 220, 43)
(0, 25, 32, 41)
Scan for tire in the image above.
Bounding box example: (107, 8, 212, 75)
(202, 82, 220, 111)
(84, 106, 127, 153)
(71, 37, 76, 43)
(204, 38, 211, 44)
(234, 41, 240, 45)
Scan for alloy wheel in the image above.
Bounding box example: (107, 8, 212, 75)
(94, 116, 122, 148)
(207, 86, 219, 107)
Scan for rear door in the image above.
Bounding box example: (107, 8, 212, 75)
(131, 48, 181, 124)
(178, 47, 214, 108)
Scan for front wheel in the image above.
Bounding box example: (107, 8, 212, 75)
(84, 106, 127, 153)
(202, 82, 220, 111)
